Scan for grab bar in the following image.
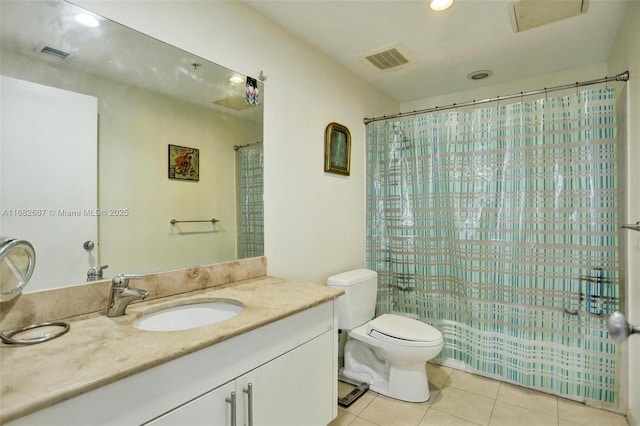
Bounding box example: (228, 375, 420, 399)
(170, 218, 220, 225)
(620, 222, 640, 232)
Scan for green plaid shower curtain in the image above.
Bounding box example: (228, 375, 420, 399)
(366, 88, 620, 404)
(236, 144, 264, 259)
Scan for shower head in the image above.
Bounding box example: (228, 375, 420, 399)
(607, 311, 640, 343)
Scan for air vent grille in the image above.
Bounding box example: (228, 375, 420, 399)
(365, 48, 410, 71)
(510, 0, 589, 33)
(40, 46, 71, 60)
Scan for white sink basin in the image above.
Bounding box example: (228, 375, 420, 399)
(133, 300, 244, 331)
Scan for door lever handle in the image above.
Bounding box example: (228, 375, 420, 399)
(608, 311, 640, 342)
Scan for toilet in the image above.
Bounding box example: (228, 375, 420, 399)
(328, 269, 443, 402)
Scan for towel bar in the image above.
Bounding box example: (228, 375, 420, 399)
(170, 218, 220, 225)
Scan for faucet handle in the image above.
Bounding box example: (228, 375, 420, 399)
(112, 273, 146, 287)
(87, 265, 109, 281)
(88, 264, 109, 273)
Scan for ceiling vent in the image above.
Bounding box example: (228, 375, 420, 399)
(509, 0, 589, 32)
(38, 45, 72, 60)
(362, 45, 412, 71)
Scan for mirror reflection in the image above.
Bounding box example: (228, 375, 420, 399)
(0, 238, 36, 301)
(0, 0, 264, 293)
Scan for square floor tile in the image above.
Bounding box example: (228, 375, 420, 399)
(427, 362, 453, 390)
(359, 394, 430, 426)
(335, 370, 628, 426)
(328, 408, 357, 426)
(557, 398, 628, 426)
(558, 420, 582, 426)
(445, 370, 501, 399)
(420, 408, 483, 425)
(430, 387, 496, 426)
(351, 417, 381, 426)
(496, 382, 558, 416)
(489, 400, 558, 426)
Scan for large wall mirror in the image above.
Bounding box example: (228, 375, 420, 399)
(0, 0, 264, 293)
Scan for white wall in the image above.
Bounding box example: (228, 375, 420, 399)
(75, 0, 398, 285)
(402, 62, 609, 112)
(608, 3, 640, 425)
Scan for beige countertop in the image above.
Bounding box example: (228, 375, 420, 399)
(0, 276, 343, 424)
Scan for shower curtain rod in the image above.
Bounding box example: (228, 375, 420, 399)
(363, 70, 629, 125)
(233, 141, 262, 151)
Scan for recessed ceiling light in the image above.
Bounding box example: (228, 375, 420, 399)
(229, 75, 244, 84)
(74, 13, 100, 28)
(430, 0, 453, 12)
(467, 70, 493, 81)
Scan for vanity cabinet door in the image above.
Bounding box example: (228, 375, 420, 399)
(144, 381, 235, 426)
(236, 330, 335, 426)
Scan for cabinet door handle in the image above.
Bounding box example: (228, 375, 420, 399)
(225, 391, 237, 426)
(243, 383, 253, 426)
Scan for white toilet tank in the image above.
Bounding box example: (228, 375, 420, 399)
(327, 269, 378, 330)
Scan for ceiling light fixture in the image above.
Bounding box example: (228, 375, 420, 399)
(74, 13, 100, 28)
(467, 70, 493, 81)
(229, 75, 244, 84)
(430, 0, 453, 12)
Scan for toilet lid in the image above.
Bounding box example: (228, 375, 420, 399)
(367, 314, 442, 343)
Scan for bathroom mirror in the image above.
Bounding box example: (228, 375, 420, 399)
(0, 0, 264, 292)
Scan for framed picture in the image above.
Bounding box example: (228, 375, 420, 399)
(324, 122, 351, 176)
(168, 144, 199, 181)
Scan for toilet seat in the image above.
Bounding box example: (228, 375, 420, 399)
(368, 329, 443, 347)
(351, 314, 443, 348)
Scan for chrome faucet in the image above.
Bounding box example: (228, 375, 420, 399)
(87, 264, 109, 281)
(107, 273, 149, 317)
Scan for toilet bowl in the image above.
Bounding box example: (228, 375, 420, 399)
(343, 314, 443, 402)
(328, 270, 444, 402)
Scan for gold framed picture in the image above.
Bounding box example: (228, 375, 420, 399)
(324, 122, 351, 176)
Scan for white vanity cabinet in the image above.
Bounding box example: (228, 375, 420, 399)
(9, 301, 338, 426)
(145, 381, 235, 426)
(147, 330, 334, 425)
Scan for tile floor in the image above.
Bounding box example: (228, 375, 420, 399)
(329, 363, 629, 426)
